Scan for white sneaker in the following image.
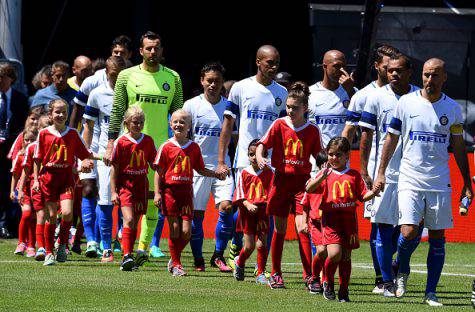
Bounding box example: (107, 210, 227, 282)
(56, 243, 67, 263)
(43, 253, 56, 266)
(424, 292, 443, 307)
(167, 258, 173, 273)
(396, 273, 409, 298)
(372, 284, 384, 294)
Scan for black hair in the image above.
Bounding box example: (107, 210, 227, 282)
(200, 62, 225, 78)
(111, 35, 132, 51)
(140, 31, 161, 47)
(326, 137, 351, 154)
(389, 53, 412, 70)
(315, 150, 328, 168)
(372, 44, 399, 63)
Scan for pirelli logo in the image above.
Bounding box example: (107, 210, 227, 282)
(135, 94, 168, 104)
(174, 156, 191, 174)
(48, 144, 67, 161)
(332, 180, 353, 200)
(129, 150, 146, 168)
(284, 138, 303, 157)
(249, 182, 267, 201)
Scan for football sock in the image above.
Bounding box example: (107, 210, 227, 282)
(58, 219, 72, 245)
(169, 237, 181, 266)
(44, 222, 54, 254)
(122, 227, 133, 255)
(36, 223, 45, 249)
(94, 205, 101, 244)
(397, 233, 420, 275)
(267, 215, 274, 254)
(338, 258, 352, 291)
(18, 210, 31, 244)
(370, 223, 382, 280)
(28, 215, 36, 248)
(98, 205, 113, 250)
(190, 214, 204, 259)
(324, 257, 339, 287)
(237, 247, 252, 268)
(151, 211, 165, 248)
(138, 204, 158, 250)
(376, 224, 395, 282)
(257, 246, 267, 275)
(81, 197, 96, 243)
(312, 254, 325, 280)
(426, 238, 445, 294)
(215, 210, 233, 254)
(271, 232, 285, 275)
(297, 232, 312, 280)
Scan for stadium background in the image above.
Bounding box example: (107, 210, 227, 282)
(18, 0, 475, 242)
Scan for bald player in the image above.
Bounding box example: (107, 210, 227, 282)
(373, 58, 473, 306)
(68, 56, 93, 92)
(218, 45, 288, 272)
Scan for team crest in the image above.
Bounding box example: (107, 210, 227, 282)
(342, 99, 350, 109)
(365, 203, 372, 212)
(163, 82, 170, 91)
(275, 97, 282, 107)
(439, 115, 448, 126)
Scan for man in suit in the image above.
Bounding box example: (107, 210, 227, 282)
(0, 62, 29, 238)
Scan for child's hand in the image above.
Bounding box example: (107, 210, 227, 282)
(154, 193, 162, 208)
(32, 180, 40, 192)
(82, 159, 93, 171)
(247, 203, 258, 214)
(9, 191, 16, 201)
(256, 155, 268, 170)
(17, 189, 24, 202)
(321, 162, 333, 178)
(111, 192, 119, 205)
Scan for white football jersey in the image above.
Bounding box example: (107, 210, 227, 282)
(359, 84, 419, 183)
(387, 91, 464, 191)
(83, 83, 113, 154)
(183, 94, 230, 170)
(224, 76, 288, 168)
(345, 81, 381, 126)
(308, 82, 350, 146)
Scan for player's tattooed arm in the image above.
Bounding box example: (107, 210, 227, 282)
(373, 132, 399, 192)
(306, 162, 332, 193)
(341, 124, 357, 144)
(359, 127, 374, 189)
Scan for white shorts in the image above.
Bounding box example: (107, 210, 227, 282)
(370, 183, 398, 225)
(193, 174, 234, 211)
(79, 160, 98, 180)
(398, 189, 453, 230)
(97, 160, 112, 206)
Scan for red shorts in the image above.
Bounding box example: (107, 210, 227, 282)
(161, 184, 193, 221)
(40, 168, 75, 203)
(236, 204, 269, 236)
(21, 179, 45, 211)
(118, 175, 149, 215)
(266, 173, 309, 218)
(309, 218, 323, 246)
(321, 211, 359, 249)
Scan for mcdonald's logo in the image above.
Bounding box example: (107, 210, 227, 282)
(284, 138, 303, 157)
(249, 182, 266, 201)
(129, 150, 146, 168)
(332, 180, 353, 200)
(349, 233, 358, 245)
(256, 220, 267, 232)
(182, 205, 191, 215)
(174, 156, 191, 174)
(65, 186, 74, 195)
(48, 144, 67, 161)
(136, 202, 143, 211)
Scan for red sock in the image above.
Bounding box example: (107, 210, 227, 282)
(298, 232, 312, 280)
(36, 224, 45, 249)
(28, 216, 36, 248)
(338, 259, 352, 291)
(168, 237, 181, 266)
(271, 232, 285, 275)
(237, 247, 252, 268)
(312, 253, 325, 281)
(122, 227, 133, 255)
(257, 246, 268, 275)
(59, 219, 72, 245)
(44, 222, 55, 254)
(324, 257, 339, 287)
(18, 210, 31, 245)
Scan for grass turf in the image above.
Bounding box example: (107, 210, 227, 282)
(0, 239, 473, 311)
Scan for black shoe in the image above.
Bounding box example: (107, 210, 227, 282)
(338, 289, 350, 302)
(323, 283, 336, 300)
(71, 243, 82, 255)
(120, 254, 136, 271)
(308, 278, 323, 294)
(471, 280, 475, 308)
(0, 227, 11, 239)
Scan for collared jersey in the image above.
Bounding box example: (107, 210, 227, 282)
(345, 81, 381, 126)
(235, 165, 274, 206)
(183, 94, 230, 170)
(308, 82, 350, 147)
(388, 91, 464, 191)
(359, 84, 419, 182)
(259, 117, 323, 175)
(224, 76, 288, 168)
(154, 138, 205, 186)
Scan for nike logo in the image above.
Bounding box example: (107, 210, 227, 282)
(382, 109, 392, 113)
(196, 114, 205, 119)
(135, 84, 142, 88)
(409, 115, 420, 119)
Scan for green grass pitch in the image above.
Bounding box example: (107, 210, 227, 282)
(0, 239, 473, 311)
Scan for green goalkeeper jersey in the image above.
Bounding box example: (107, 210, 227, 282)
(108, 64, 183, 146)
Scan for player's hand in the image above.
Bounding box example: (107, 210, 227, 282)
(103, 144, 113, 166)
(339, 68, 355, 93)
(361, 171, 373, 190)
(153, 193, 162, 208)
(247, 203, 258, 214)
(111, 192, 119, 205)
(17, 189, 24, 203)
(216, 163, 230, 177)
(32, 180, 40, 192)
(215, 170, 227, 181)
(373, 173, 386, 193)
(320, 162, 333, 178)
(9, 191, 16, 201)
(256, 155, 268, 170)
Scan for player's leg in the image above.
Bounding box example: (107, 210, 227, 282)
(376, 223, 397, 296)
(120, 205, 137, 271)
(137, 203, 158, 252)
(56, 198, 74, 262)
(81, 178, 98, 257)
(43, 201, 58, 265)
(228, 208, 243, 267)
(27, 209, 36, 257)
(337, 248, 352, 302)
(15, 203, 32, 255)
(96, 161, 114, 262)
(295, 211, 312, 285)
(309, 220, 325, 294)
(234, 233, 255, 281)
(191, 210, 205, 270)
(269, 215, 287, 288)
(255, 231, 268, 285)
(323, 243, 342, 300)
(167, 216, 182, 273)
(149, 211, 165, 258)
(370, 223, 383, 293)
(35, 208, 46, 260)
